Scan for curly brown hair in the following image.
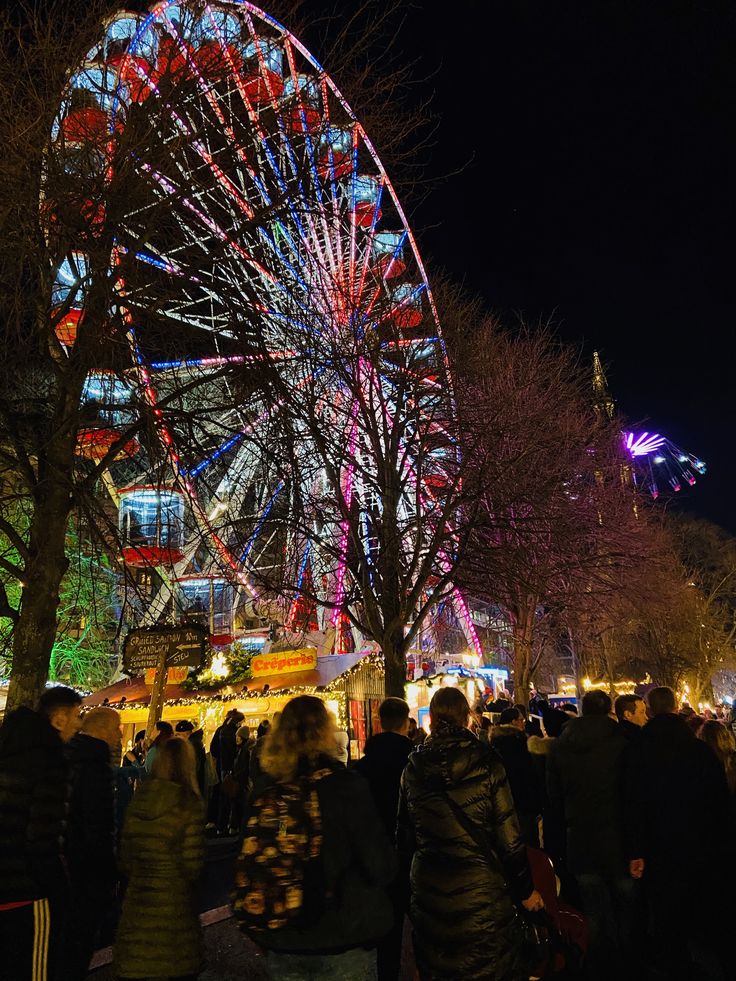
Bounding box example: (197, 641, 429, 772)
(261, 695, 336, 782)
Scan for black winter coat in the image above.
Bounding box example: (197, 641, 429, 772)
(490, 725, 543, 844)
(355, 730, 413, 836)
(546, 714, 627, 877)
(527, 736, 565, 866)
(249, 736, 268, 794)
(189, 729, 207, 797)
(65, 733, 116, 891)
(233, 740, 252, 792)
(241, 754, 396, 954)
(624, 712, 731, 877)
(618, 719, 643, 744)
(397, 724, 533, 981)
(0, 707, 69, 903)
(211, 720, 239, 775)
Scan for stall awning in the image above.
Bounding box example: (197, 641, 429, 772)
(85, 651, 370, 708)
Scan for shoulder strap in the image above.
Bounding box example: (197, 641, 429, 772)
(438, 786, 495, 856)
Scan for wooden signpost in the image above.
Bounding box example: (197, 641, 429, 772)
(122, 625, 207, 738)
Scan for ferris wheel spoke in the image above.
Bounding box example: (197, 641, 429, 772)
(285, 539, 313, 628)
(277, 42, 339, 278)
(187, 11, 317, 265)
(242, 29, 337, 275)
(276, 38, 345, 279)
(128, 172, 322, 335)
(186, 362, 318, 481)
(352, 196, 383, 309)
(137, 163, 277, 286)
(320, 102, 354, 292)
(180, 13, 356, 312)
(143, 17, 316, 287)
(239, 480, 285, 565)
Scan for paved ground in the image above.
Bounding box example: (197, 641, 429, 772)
(90, 914, 270, 980)
(89, 833, 418, 980)
(91, 913, 417, 980)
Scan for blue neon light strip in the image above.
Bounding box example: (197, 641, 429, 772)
(239, 480, 284, 563)
(190, 431, 245, 478)
(294, 539, 311, 593)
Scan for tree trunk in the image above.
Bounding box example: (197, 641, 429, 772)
(601, 630, 617, 696)
(512, 603, 536, 708)
(7, 489, 72, 711)
(6, 368, 84, 712)
(382, 623, 407, 698)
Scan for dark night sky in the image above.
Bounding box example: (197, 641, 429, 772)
(385, 0, 736, 532)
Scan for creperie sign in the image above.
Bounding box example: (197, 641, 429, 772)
(251, 647, 318, 678)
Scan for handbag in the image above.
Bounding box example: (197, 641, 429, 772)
(438, 787, 552, 975)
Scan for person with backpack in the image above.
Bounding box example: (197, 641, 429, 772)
(233, 695, 396, 980)
(113, 738, 205, 980)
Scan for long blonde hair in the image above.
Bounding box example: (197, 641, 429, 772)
(151, 736, 201, 799)
(261, 695, 336, 782)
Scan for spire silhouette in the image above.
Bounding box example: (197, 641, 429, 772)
(592, 350, 615, 419)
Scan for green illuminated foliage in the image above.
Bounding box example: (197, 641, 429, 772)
(0, 503, 118, 689)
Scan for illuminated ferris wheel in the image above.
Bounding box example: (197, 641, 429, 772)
(49, 1, 480, 657)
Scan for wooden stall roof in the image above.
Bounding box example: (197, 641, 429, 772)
(85, 651, 369, 708)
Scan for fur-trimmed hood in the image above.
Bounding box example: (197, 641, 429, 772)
(490, 724, 527, 743)
(527, 734, 554, 756)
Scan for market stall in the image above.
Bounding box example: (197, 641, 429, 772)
(86, 650, 385, 758)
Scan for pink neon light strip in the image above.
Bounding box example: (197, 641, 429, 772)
(330, 407, 359, 639)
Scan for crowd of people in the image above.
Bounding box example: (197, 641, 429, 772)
(1, 681, 734, 981)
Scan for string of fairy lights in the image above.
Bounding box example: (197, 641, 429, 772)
(104, 651, 386, 717)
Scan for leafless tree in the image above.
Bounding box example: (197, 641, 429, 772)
(452, 323, 657, 705)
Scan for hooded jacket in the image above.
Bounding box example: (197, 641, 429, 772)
(355, 730, 413, 836)
(397, 724, 533, 981)
(66, 732, 116, 890)
(113, 778, 205, 979)
(546, 714, 627, 877)
(0, 706, 69, 903)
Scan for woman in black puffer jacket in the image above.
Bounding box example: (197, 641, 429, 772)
(398, 687, 543, 981)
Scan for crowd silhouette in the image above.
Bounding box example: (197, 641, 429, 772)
(1, 681, 734, 980)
